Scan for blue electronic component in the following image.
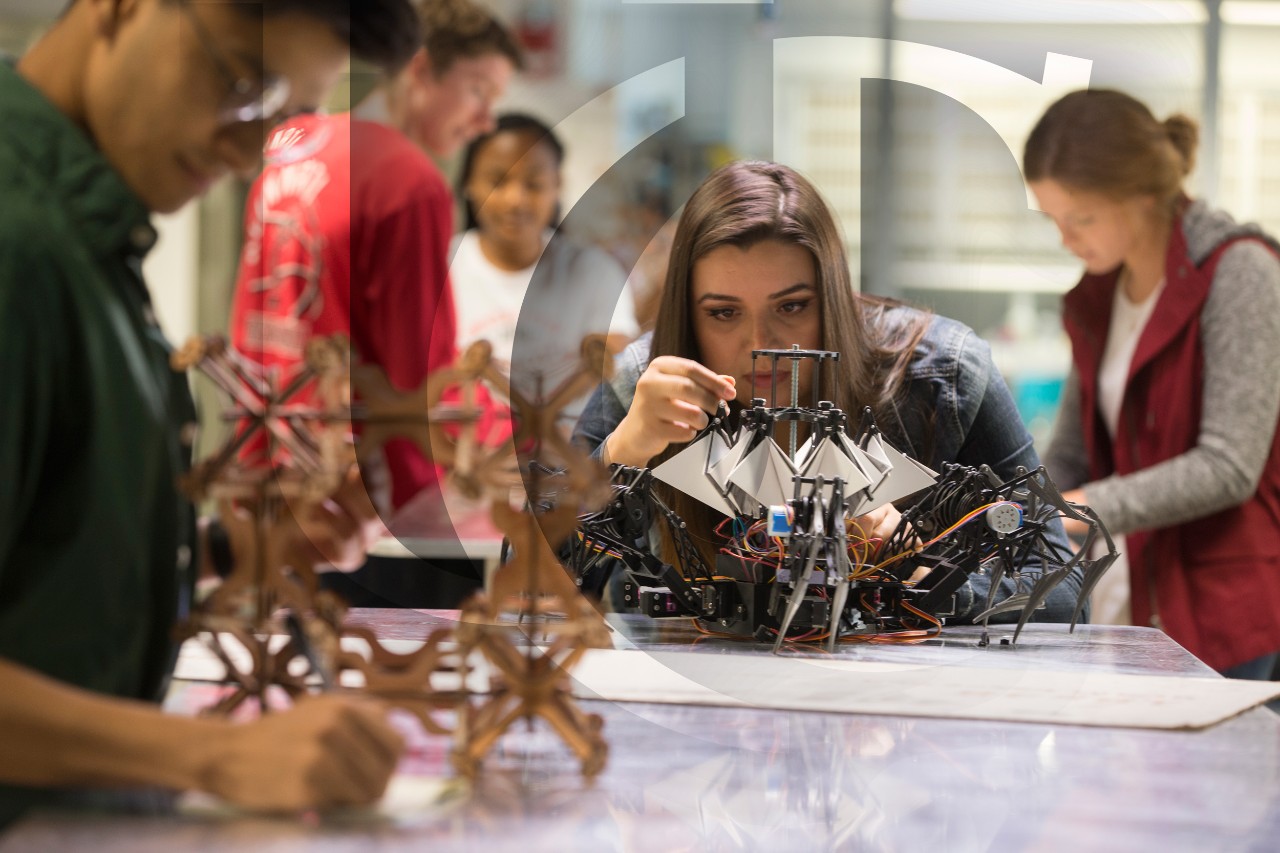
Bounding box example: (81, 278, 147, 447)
(767, 505, 792, 538)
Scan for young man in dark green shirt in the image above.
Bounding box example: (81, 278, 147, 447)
(0, 0, 423, 823)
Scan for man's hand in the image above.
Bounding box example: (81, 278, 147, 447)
(198, 694, 404, 811)
(0, 659, 401, 812)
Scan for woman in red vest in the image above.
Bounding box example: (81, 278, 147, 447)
(1024, 89, 1280, 678)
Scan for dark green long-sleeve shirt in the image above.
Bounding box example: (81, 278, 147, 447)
(0, 61, 197, 825)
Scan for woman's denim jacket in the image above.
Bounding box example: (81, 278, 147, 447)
(572, 307, 1089, 625)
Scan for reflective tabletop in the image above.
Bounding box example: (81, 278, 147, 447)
(5, 613, 1278, 852)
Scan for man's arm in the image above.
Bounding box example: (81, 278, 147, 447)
(0, 657, 403, 811)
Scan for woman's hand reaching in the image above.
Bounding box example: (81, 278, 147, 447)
(604, 355, 735, 468)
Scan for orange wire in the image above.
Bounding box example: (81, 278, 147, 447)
(871, 502, 1004, 571)
(689, 618, 750, 640)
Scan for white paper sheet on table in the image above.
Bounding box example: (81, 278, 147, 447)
(177, 775, 469, 824)
(174, 630, 1280, 731)
(173, 634, 488, 692)
(568, 648, 1280, 731)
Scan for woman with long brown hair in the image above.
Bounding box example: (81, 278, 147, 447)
(574, 159, 1086, 623)
(1026, 89, 1280, 678)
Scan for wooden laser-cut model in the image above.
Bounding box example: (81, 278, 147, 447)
(171, 335, 354, 715)
(355, 335, 625, 777)
(174, 332, 623, 777)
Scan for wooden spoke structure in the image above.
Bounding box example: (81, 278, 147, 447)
(175, 332, 627, 778)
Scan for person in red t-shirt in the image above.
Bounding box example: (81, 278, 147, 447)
(231, 0, 521, 512)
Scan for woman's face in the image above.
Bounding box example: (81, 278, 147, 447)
(465, 129, 561, 255)
(691, 239, 823, 407)
(1029, 179, 1154, 275)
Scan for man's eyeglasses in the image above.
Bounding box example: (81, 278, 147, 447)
(178, 0, 291, 125)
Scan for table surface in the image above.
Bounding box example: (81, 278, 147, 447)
(5, 612, 1279, 852)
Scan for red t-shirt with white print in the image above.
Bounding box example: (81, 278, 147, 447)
(230, 113, 456, 509)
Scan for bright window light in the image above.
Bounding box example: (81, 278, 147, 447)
(1222, 1, 1280, 26)
(894, 0, 1207, 25)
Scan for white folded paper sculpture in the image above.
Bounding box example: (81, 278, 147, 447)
(651, 417, 937, 521)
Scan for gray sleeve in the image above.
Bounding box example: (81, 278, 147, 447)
(1085, 241, 1280, 534)
(1041, 367, 1090, 491)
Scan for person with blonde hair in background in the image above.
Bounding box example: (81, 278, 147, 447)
(1026, 88, 1280, 679)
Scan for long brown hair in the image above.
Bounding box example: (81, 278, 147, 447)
(1023, 89, 1198, 215)
(647, 160, 928, 567)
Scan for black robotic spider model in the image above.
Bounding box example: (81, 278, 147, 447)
(565, 348, 1117, 651)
